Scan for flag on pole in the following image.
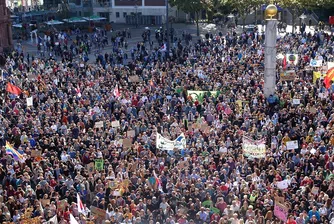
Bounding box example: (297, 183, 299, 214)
(75, 87, 81, 98)
(282, 55, 287, 70)
(324, 67, 334, 89)
(6, 82, 22, 95)
(70, 214, 79, 224)
(153, 170, 163, 193)
(77, 193, 86, 216)
(113, 85, 120, 98)
(5, 141, 25, 163)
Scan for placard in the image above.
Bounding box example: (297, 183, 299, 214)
(41, 199, 50, 207)
(292, 99, 300, 105)
(286, 140, 298, 150)
(274, 201, 289, 222)
(128, 75, 141, 83)
(87, 162, 95, 174)
(94, 159, 104, 171)
(123, 138, 132, 148)
(111, 120, 120, 128)
(94, 121, 104, 129)
(26, 97, 33, 107)
(311, 186, 319, 195)
(57, 199, 67, 211)
(90, 206, 106, 219)
(280, 70, 295, 81)
(309, 107, 317, 114)
(31, 150, 42, 157)
(127, 130, 135, 138)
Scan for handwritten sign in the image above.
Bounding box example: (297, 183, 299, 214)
(127, 130, 135, 138)
(31, 150, 42, 157)
(311, 186, 319, 195)
(292, 99, 300, 105)
(128, 75, 141, 83)
(286, 140, 298, 150)
(111, 120, 120, 128)
(123, 138, 132, 148)
(87, 162, 95, 174)
(94, 121, 104, 129)
(274, 201, 289, 222)
(40, 199, 50, 207)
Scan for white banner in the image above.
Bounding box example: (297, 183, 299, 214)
(310, 59, 323, 67)
(156, 133, 186, 150)
(242, 137, 266, 159)
(277, 180, 289, 190)
(26, 96, 33, 106)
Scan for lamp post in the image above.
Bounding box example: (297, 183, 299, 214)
(299, 13, 307, 33)
(227, 13, 234, 32)
(165, 0, 169, 56)
(135, 4, 138, 28)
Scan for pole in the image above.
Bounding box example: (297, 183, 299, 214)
(165, 0, 169, 56)
(135, 5, 138, 28)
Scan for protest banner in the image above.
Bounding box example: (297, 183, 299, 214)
(123, 138, 132, 148)
(128, 75, 141, 82)
(274, 201, 289, 222)
(95, 159, 104, 171)
(292, 99, 300, 105)
(286, 140, 298, 150)
(277, 180, 289, 190)
(26, 97, 33, 107)
(242, 137, 266, 159)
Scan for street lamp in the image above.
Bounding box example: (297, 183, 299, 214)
(135, 4, 138, 28)
(299, 13, 307, 32)
(227, 14, 234, 31)
(165, 0, 169, 56)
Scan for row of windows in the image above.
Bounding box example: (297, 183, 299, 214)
(116, 12, 130, 18)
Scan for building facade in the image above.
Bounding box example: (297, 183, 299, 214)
(0, 0, 12, 53)
(92, 0, 186, 24)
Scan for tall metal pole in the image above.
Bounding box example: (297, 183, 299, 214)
(165, 0, 169, 55)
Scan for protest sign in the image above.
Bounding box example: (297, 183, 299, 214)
(128, 75, 141, 82)
(292, 99, 300, 105)
(242, 137, 266, 159)
(280, 70, 295, 81)
(277, 180, 289, 190)
(274, 201, 289, 222)
(311, 186, 319, 195)
(31, 150, 42, 157)
(90, 206, 106, 219)
(111, 120, 120, 128)
(94, 121, 104, 129)
(41, 199, 50, 207)
(127, 130, 135, 138)
(123, 138, 132, 148)
(26, 97, 33, 107)
(87, 162, 94, 174)
(286, 140, 298, 150)
(94, 159, 104, 171)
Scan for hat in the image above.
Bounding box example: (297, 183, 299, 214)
(248, 205, 253, 209)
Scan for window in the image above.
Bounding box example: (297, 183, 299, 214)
(116, 12, 120, 18)
(123, 12, 127, 18)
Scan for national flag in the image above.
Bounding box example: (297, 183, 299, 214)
(77, 193, 86, 216)
(5, 141, 25, 163)
(153, 170, 163, 193)
(324, 67, 334, 89)
(113, 85, 120, 98)
(6, 82, 22, 96)
(282, 55, 287, 70)
(161, 43, 167, 52)
(70, 214, 79, 224)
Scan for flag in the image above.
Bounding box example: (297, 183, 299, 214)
(153, 170, 163, 193)
(5, 141, 25, 163)
(113, 85, 120, 98)
(40, 201, 44, 215)
(70, 214, 79, 224)
(161, 43, 167, 51)
(6, 82, 22, 96)
(313, 71, 322, 84)
(47, 215, 58, 224)
(77, 193, 86, 216)
(26, 96, 33, 107)
(282, 55, 287, 70)
(324, 67, 334, 89)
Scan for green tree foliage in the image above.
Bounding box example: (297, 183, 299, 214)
(169, 0, 213, 36)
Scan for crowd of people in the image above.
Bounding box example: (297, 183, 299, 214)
(0, 22, 334, 224)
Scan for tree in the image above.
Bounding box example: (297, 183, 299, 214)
(169, 0, 213, 36)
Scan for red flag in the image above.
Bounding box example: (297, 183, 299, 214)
(282, 55, 287, 70)
(6, 83, 22, 96)
(324, 68, 334, 89)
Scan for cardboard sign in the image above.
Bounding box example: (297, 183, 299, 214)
(274, 201, 289, 222)
(309, 107, 317, 114)
(94, 121, 104, 129)
(90, 206, 106, 219)
(286, 140, 298, 150)
(112, 120, 120, 128)
(31, 150, 42, 157)
(128, 75, 141, 82)
(311, 186, 319, 195)
(292, 99, 300, 105)
(127, 130, 135, 138)
(87, 162, 95, 174)
(41, 199, 50, 207)
(280, 70, 295, 81)
(123, 138, 132, 148)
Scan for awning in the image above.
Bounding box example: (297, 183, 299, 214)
(45, 20, 64, 25)
(83, 15, 106, 21)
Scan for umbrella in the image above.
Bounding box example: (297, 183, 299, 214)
(63, 17, 86, 23)
(45, 20, 64, 25)
(83, 15, 106, 21)
(12, 24, 23, 28)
